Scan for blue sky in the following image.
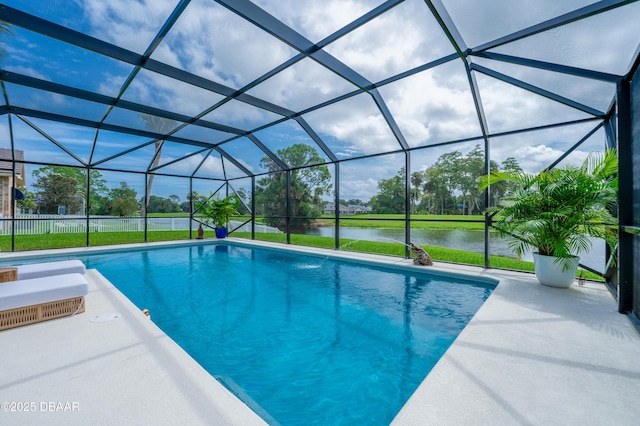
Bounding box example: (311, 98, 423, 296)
(1, 0, 638, 202)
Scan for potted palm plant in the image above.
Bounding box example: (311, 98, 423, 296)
(480, 150, 618, 287)
(196, 194, 240, 238)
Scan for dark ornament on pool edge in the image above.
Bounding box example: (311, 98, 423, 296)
(197, 224, 204, 239)
(409, 243, 433, 266)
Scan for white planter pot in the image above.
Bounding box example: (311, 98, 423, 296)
(533, 253, 580, 288)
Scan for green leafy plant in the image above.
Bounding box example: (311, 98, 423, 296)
(479, 150, 618, 270)
(196, 194, 240, 229)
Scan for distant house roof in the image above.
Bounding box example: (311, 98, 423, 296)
(0, 149, 24, 176)
(323, 202, 370, 215)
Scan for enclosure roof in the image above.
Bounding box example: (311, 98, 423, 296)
(0, 0, 639, 182)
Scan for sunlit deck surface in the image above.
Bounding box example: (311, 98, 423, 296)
(1, 239, 638, 425)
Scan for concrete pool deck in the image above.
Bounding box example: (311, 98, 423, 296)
(0, 239, 639, 425)
(0, 266, 267, 426)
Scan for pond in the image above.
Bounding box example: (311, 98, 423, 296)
(305, 226, 606, 273)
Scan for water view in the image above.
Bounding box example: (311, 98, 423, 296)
(305, 226, 606, 273)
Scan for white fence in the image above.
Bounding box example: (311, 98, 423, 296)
(0, 215, 282, 235)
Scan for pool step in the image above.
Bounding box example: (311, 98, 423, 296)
(214, 375, 280, 425)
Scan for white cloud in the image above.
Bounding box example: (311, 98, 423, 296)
(130, 142, 251, 182)
(379, 61, 482, 147)
(98, 73, 128, 98)
(3, 65, 47, 80)
(1, 0, 630, 199)
(147, 0, 296, 89)
(183, 153, 224, 178)
(329, 114, 399, 153)
(253, 0, 383, 42)
(202, 100, 282, 131)
(323, 0, 453, 83)
(4, 37, 46, 66)
(488, 120, 605, 173)
(444, 0, 603, 49)
(470, 57, 616, 114)
(71, 0, 625, 149)
(475, 71, 593, 135)
(511, 145, 562, 171)
(490, 2, 640, 75)
(303, 93, 401, 156)
(335, 149, 360, 158)
(337, 154, 405, 201)
(246, 58, 357, 113)
(124, 70, 225, 117)
(339, 176, 379, 201)
(79, 0, 177, 53)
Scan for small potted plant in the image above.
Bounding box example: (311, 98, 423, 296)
(480, 150, 618, 287)
(196, 194, 240, 238)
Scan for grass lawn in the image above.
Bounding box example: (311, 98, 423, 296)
(146, 213, 190, 218)
(133, 213, 485, 230)
(0, 230, 601, 281)
(234, 232, 601, 281)
(0, 230, 216, 251)
(319, 214, 485, 230)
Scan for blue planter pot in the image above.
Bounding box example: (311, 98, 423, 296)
(215, 227, 228, 238)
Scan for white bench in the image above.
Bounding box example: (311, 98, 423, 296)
(17, 260, 86, 280)
(0, 273, 89, 331)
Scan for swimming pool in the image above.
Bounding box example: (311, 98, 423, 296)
(8, 242, 496, 424)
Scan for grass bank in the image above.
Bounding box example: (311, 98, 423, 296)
(235, 232, 530, 270)
(233, 232, 601, 281)
(137, 213, 485, 230)
(0, 230, 601, 281)
(318, 214, 485, 230)
(0, 230, 214, 251)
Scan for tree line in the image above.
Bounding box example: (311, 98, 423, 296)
(253, 143, 524, 231)
(371, 144, 523, 215)
(18, 166, 192, 216)
(18, 144, 522, 225)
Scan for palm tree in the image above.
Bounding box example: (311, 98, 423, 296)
(139, 114, 176, 214)
(480, 149, 618, 270)
(0, 21, 14, 60)
(410, 171, 423, 214)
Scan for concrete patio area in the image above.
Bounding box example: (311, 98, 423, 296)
(1, 240, 639, 425)
(0, 264, 266, 426)
(392, 265, 640, 425)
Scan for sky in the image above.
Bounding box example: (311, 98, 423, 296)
(1, 0, 638, 203)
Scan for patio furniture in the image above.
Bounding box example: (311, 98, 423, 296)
(0, 267, 18, 283)
(0, 273, 89, 331)
(16, 260, 86, 280)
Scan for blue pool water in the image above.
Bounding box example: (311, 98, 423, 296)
(11, 243, 496, 424)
